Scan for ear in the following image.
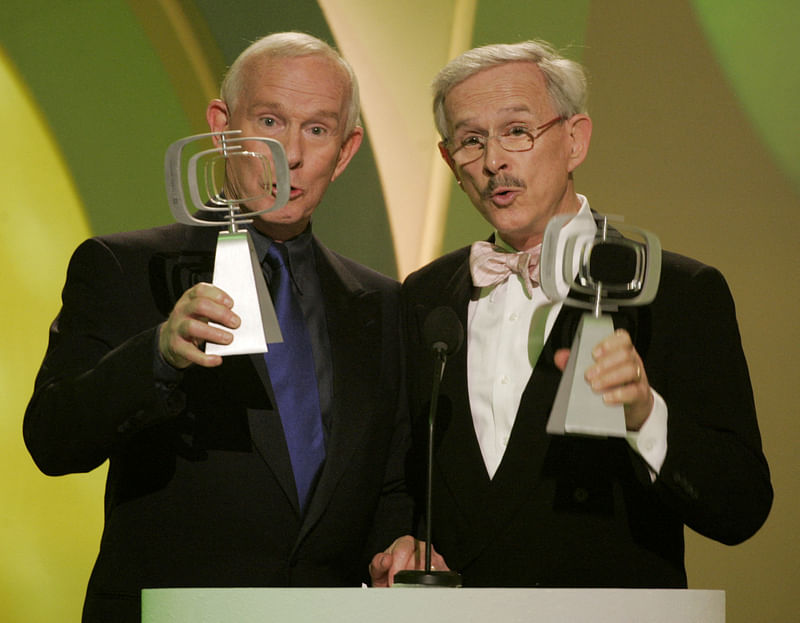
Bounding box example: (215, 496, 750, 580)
(330, 126, 364, 182)
(206, 99, 230, 146)
(566, 114, 592, 173)
(438, 141, 462, 186)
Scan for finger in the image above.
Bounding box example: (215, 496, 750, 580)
(389, 544, 416, 578)
(583, 332, 656, 430)
(430, 550, 450, 572)
(184, 296, 241, 331)
(159, 283, 242, 369)
(172, 314, 233, 341)
(160, 321, 227, 369)
(593, 328, 633, 354)
(586, 332, 642, 390)
(370, 536, 417, 586)
(188, 282, 235, 308)
(160, 313, 235, 369)
(587, 355, 643, 392)
(368, 553, 391, 587)
(589, 329, 633, 364)
(171, 283, 238, 331)
(174, 321, 232, 363)
(600, 378, 650, 406)
(388, 536, 424, 584)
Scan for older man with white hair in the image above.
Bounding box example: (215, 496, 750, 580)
(25, 32, 412, 622)
(371, 39, 771, 589)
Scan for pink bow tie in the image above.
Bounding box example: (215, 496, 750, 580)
(469, 240, 542, 297)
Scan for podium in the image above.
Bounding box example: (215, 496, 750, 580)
(142, 588, 724, 622)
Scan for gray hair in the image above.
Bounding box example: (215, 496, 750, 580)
(432, 40, 588, 140)
(220, 32, 361, 138)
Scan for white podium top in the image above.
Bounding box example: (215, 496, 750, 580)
(141, 587, 724, 623)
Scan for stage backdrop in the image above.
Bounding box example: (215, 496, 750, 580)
(2, 2, 797, 622)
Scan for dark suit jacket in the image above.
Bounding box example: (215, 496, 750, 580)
(402, 244, 772, 588)
(24, 223, 412, 622)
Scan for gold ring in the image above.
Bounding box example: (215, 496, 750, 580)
(635, 365, 642, 381)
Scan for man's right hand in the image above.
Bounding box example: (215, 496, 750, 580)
(158, 282, 240, 369)
(369, 535, 450, 587)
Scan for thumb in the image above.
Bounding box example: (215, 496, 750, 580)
(369, 553, 392, 587)
(554, 347, 571, 371)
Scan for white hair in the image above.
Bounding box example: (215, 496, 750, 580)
(432, 40, 588, 140)
(220, 32, 361, 137)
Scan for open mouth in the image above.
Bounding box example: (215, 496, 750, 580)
(489, 187, 521, 205)
(270, 183, 303, 200)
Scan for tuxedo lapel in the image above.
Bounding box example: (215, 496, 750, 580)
(425, 256, 592, 565)
(486, 312, 568, 501)
(413, 257, 497, 526)
(296, 241, 385, 538)
(246, 354, 300, 513)
(167, 225, 301, 512)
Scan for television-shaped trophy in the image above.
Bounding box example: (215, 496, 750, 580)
(539, 214, 661, 437)
(164, 130, 290, 356)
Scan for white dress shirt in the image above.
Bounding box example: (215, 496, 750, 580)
(467, 196, 667, 479)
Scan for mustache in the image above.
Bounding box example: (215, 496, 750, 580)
(480, 175, 527, 200)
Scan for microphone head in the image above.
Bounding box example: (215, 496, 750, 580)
(422, 306, 464, 356)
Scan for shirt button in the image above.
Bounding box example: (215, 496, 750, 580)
(500, 376, 509, 385)
(509, 312, 519, 322)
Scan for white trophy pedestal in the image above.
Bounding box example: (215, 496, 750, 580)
(205, 231, 282, 356)
(546, 313, 627, 437)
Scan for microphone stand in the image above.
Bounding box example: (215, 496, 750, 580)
(393, 342, 462, 587)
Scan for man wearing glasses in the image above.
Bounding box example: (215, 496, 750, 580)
(371, 40, 771, 588)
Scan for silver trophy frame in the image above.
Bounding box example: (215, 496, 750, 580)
(165, 130, 290, 356)
(540, 214, 661, 437)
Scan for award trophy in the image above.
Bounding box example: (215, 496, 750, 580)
(164, 130, 290, 356)
(539, 214, 661, 437)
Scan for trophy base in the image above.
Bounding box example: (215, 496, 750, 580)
(392, 570, 462, 588)
(546, 313, 627, 437)
(206, 231, 282, 356)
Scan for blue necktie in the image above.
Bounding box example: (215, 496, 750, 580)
(263, 243, 325, 513)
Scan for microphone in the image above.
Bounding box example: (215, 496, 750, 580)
(394, 307, 464, 588)
(423, 305, 464, 359)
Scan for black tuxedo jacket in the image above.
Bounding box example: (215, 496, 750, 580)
(402, 244, 772, 588)
(24, 223, 412, 622)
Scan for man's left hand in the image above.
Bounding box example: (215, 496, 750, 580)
(554, 328, 653, 431)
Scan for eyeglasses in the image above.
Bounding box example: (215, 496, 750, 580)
(448, 116, 566, 165)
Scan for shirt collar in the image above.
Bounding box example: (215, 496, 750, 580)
(247, 223, 315, 294)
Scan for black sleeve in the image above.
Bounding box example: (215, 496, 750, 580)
(648, 261, 772, 544)
(23, 238, 184, 475)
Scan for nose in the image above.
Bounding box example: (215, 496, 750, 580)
(281, 126, 303, 170)
(482, 136, 509, 176)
